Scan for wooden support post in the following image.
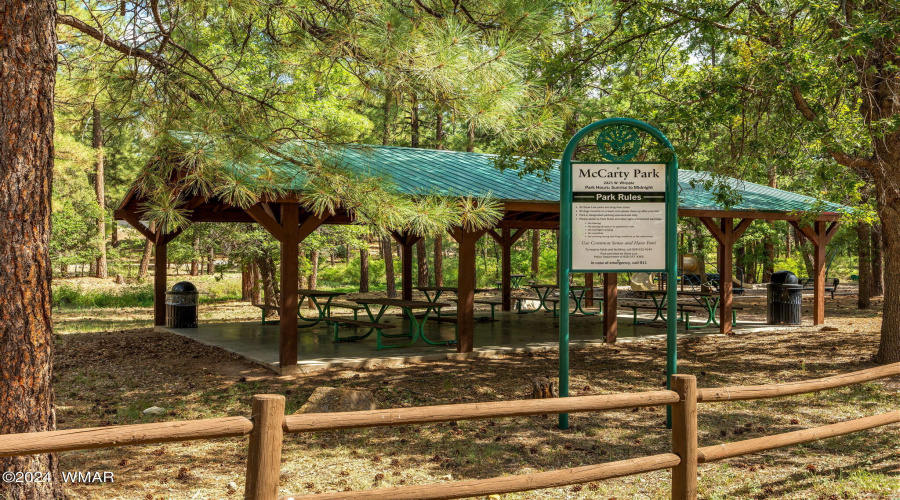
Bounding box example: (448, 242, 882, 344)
(452, 228, 485, 353)
(244, 394, 286, 500)
(789, 220, 838, 326)
(671, 374, 698, 500)
(154, 241, 167, 326)
(500, 228, 512, 311)
(280, 203, 300, 368)
(603, 273, 618, 343)
(719, 218, 734, 335)
(488, 228, 524, 312)
(585, 273, 594, 308)
(391, 232, 420, 301)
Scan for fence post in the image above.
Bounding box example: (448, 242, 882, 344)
(244, 394, 286, 500)
(671, 375, 698, 499)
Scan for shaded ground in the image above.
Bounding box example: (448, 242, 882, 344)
(52, 293, 898, 499)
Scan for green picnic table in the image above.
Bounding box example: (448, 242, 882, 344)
(350, 298, 453, 350)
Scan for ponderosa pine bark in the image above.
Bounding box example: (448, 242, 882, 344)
(872, 223, 884, 296)
(92, 105, 107, 279)
(416, 239, 429, 287)
(0, 0, 66, 497)
(433, 236, 443, 286)
(359, 247, 369, 293)
(382, 236, 396, 298)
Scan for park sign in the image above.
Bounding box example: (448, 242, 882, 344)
(557, 118, 679, 430)
(571, 162, 667, 271)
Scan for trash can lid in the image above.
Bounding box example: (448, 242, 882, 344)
(770, 270, 798, 284)
(170, 281, 198, 293)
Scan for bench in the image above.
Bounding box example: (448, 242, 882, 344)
(328, 302, 365, 320)
(252, 304, 280, 325)
(323, 316, 400, 344)
(474, 298, 503, 319)
(411, 313, 458, 323)
(683, 306, 744, 330)
(621, 303, 696, 326)
(799, 278, 840, 299)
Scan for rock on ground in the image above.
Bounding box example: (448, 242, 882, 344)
(295, 387, 378, 414)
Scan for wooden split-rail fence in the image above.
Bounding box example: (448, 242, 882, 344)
(0, 363, 897, 499)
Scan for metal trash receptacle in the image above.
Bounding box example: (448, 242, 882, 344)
(166, 281, 198, 328)
(767, 271, 802, 325)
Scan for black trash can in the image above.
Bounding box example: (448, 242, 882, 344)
(166, 282, 198, 328)
(767, 271, 803, 325)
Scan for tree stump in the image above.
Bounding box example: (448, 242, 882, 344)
(114, 274, 125, 284)
(530, 376, 557, 399)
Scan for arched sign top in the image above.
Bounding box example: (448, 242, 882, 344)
(561, 117, 676, 165)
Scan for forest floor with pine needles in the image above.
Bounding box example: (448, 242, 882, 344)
(51, 292, 898, 500)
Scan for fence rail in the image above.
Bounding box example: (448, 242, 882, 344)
(0, 362, 896, 500)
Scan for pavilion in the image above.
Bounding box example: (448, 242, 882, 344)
(115, 143, 846, 373)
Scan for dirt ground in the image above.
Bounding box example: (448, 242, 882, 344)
(52, 292, 898, 499)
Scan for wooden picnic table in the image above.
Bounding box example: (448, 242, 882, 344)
(351, 298, 453, 350)
(510, 274, 527, 288)
(296, 289, 345, 328)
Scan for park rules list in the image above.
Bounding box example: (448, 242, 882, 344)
(571, 163, 667, 271)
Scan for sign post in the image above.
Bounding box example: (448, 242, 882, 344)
(559, 118, 679, 429)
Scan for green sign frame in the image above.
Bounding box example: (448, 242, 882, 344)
(558, 118, 679, 430)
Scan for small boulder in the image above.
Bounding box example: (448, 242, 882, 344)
(294, 387, 378, 414)
(142, 406, 167, 416)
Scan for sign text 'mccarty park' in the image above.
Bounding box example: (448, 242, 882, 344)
(577, 167, 661, 180)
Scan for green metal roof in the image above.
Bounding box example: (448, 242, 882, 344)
(258, 144, 846, 214)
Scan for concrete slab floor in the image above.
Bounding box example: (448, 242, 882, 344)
(158, 309, 787, 375)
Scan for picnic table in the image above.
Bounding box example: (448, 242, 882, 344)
(416, 286, 494, 302)
(517, 284, 599, 316)
(510, 274, 526, 288)
(252, 289, 345, 327)
(296, 289, 345, 328)
(643, 290, 740, 329)
(341, 298, 453, 350)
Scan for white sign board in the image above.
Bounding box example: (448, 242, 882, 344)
(571, 163, 667, 271)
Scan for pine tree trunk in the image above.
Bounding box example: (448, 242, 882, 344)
(92, 105, 108, 279)
(876, 190, 900, 363)
(858, 222, 872, 309)
(382, 90, 392, 146)
(190, 235, 200, 276)
(435, 109, 444, 150)
(206, 247, 215, 274)
(250, 261, 261, 304)
(308, 249, 319, 307)
(360, 247, 369, 293)
(433, 236, 443, 286)
(466, 120, 475, 152)
(872, 223, 884, 296)
(241, 264, 252, 301)
(416, 239, 429, 287)
(0, 0, 66, 495)
(138, 223, 154, 280)
(382, 236, 396, 298)
(531, 229, 540, 278)
(410, 94, 420, 148)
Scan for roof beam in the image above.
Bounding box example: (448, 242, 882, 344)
(246, 204, 285, 242)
